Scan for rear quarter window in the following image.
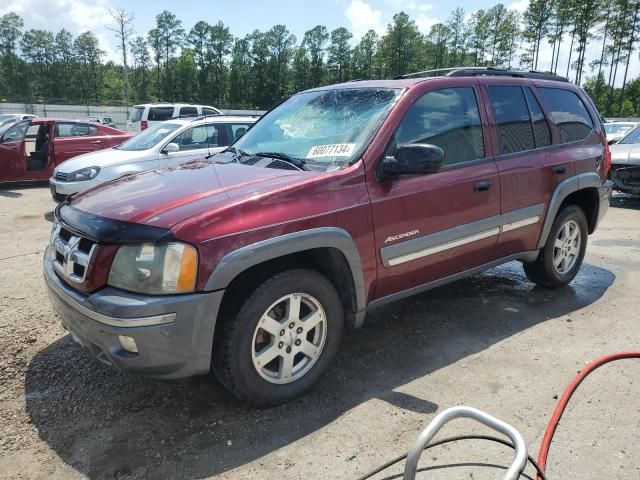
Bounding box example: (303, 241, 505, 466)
(130, 107, 144, 122)
(148, 107, 175, 121)
(538, 88, 593, 143)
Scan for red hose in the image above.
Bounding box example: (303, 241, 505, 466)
(536, 351, 640, 479)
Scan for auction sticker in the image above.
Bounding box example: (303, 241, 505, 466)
(307, 143, 356, 158)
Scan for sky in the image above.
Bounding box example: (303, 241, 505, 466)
(0, 0, 637, 85)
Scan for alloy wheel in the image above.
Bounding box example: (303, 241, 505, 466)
(251, 293, 327, 384)
(553, 219, 581, 274)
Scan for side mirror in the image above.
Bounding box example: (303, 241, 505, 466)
(379, 143, 444, 180)
(161, 142, 179, 154)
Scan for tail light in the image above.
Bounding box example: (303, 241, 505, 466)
(141, 120, 148, 130)
(604, 142, 612, 175)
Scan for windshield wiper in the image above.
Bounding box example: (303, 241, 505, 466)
(254, 152, 309, 171)
(208, 146, 249, 160)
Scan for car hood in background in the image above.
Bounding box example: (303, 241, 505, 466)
(610, 144, 640, 165)
(56, 148, 156, 172)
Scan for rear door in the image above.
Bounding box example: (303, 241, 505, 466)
(0, 120, 29, 182)
(367, 84, 502, 300)
(482, 82, 555, 256)
(52, 122, 102, 162)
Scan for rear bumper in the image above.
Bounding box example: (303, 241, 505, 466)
(44, 252, 223, 379)
(596, 180, 613, 227)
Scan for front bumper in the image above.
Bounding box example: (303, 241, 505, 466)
(44, 252, 224, 379)
(49, 177, 99, 198)
(609, 165, 640, 195)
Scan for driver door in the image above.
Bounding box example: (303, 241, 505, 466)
(0, 120, 29, 182)
(367, 85, 501, 300)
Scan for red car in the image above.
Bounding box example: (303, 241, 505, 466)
(0, 118, 131, 184)
(45, 68, 613, 404)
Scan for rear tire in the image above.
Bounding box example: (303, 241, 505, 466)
(523, 205, 588, 288)
(212, 268, 343, 405)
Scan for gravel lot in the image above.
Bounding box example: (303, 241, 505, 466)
(0, 185, 639, 480)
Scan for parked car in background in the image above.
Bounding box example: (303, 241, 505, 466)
(50, 115, 258, 201)
(44, 69, 612, 404)
(0, 113, 37, 127)
(604, 121, 639, 144)
(609, 126, 640, 195)
(86, 116, 118, 129)
(126, 103, 222, 132)
(0, 118, 132, 184)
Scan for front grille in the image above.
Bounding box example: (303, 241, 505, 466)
(50, 223, 97, 284)
(55, 171, 70, 182)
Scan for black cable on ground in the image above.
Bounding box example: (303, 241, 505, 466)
(354, 434, 547, 480)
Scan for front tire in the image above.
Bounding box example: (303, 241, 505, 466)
(212, 269, 344, 405)
(523, 205, 588, 288)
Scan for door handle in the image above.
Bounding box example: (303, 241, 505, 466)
(552, 165, 567, 175)
(474, 180, 492, 192)
(90, 140, 102, 144)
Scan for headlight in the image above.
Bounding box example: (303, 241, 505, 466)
(108, 242, 198, 294)
(68, 166, 100, 182)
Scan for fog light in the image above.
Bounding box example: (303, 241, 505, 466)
(117, 335, 138, 353)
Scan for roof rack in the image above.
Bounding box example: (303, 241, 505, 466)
(394, 67, 569, 82)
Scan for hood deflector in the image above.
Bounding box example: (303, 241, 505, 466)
(55, 203, 175, 244)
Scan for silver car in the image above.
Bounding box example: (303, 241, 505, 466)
(49, 115, 257, 201)
(604, 122, 639, 144)
(609, 126, 640, 195)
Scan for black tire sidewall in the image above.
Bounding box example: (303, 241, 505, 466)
(542, 206, 588, 286)
(217, 269, 343, 404)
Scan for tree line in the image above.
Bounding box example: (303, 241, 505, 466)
(0, 0, 639, 116)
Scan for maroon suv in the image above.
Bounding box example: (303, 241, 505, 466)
(44, 68, 613, 404)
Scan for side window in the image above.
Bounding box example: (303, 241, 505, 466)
(171, 125, 219, 150)
(2, 121, 29, 142)
(26, 124, 41, 138)
(202, 107, 217, 115)
(394, 87, 485, 166)
(179, 106, 198, 117)
(523, 87, 551, 148)
(538, 87, 593, 143)
(148, 107, 175, 121)
(488, 86, 535, 155)
(55, 123, 97, 137)
(231, 123, 251, 142)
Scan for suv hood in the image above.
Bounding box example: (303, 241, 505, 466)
(57, 148, 150, 173)
(69, 159, 316, 229)
(610, 144, 640, 165)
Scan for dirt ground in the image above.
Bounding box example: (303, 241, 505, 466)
(0, 185, 639, 480)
